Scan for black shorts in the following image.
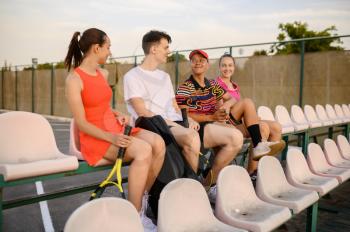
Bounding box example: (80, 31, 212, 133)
(198, 121, 212, 142)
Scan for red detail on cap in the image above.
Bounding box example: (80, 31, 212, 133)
(189, 50, 209, 60)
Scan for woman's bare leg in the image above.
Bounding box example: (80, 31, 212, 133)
(103, 137, 152, 211)
(230, 98, 259, 126)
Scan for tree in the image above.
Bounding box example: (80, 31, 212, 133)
(271, 21, 344, 54)
(167, 53, 187, 62)
(253, 50, 268, 56)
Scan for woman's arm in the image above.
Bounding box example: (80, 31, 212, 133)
(65, 73, 127, 146)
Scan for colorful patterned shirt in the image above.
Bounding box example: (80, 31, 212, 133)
(176, 75, 226, 115)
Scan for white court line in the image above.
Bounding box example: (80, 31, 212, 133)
(35, 181, 55, 232)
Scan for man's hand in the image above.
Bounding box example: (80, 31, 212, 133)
(188, 117, 200, 131)
(213, 109, 228, 122)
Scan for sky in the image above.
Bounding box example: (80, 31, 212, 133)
(0, 0, 349, 66)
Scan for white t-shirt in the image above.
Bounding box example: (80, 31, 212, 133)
(123, 66, 182, 123)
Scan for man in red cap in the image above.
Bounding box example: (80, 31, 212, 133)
(176, 49, 249, 202)
(176, 49, 277, 198)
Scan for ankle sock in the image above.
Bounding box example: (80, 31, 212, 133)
(247, 124, 262, 147)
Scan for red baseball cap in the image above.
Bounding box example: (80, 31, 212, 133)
(189, 49, 209, 60)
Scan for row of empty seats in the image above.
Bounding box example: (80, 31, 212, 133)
(65, 136, 350, 232)
(258, 103, 350, 134)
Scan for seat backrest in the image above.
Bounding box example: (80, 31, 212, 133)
(325, 104, 339, 121)
(324, 138, 344, 164)
(275, 105, 293, 126)
(216, 165, 257, 210)
(307, 143, 330, 172)
(334, 104, 345, 118)
(158, 178, 215, 230)
(315, 104, 330, 122)
(257, 106, 275, 121)
(341, 104, 350, 118)
(286, 149, 312, 181)
(257, 156, 290, 196)
(337, 135, 350, 158)
(69, 119, 83, 160)
(0, 111, 60, 163)
(64, 197, 143, 232)
(304, 105, 319, 123)
(291, 105, 308, 124)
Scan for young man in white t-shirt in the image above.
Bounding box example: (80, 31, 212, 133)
(123, 30, 201, 174)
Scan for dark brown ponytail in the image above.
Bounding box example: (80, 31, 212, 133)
(64, 28, 107, 71)
(64, 32, 82, 71)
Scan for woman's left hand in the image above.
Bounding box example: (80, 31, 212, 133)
(117, 114, 130, 126)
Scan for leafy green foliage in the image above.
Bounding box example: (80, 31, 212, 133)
(271, 21, 343, 54)
(253, 50, 268, 56)
(167, 53, 187, 62)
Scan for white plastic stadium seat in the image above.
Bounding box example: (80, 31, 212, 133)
(315, 105, 333, 126)
(286, 149, 338, 196)
(307, 143, 350, 183)
(0, 111, 78, 181)
(337, 135, 350, 160)
(69, 119, 110, 166)
(64, 197, 143, 232)
(325, 104, 343, 124)
(334, 104, 350, 123)
(69, 120, 84, 160)
(256, 156, 319, 214)
(290, 105, 309, 131)
(303, 105, 322, 128)
(323, 139, 350, 168)
(257, 106, 276, 121)
(341, 104, 350, 120)
(158, 178, 246, 232)
(275, 105, 295, 134)
(215, 165, 291, 232)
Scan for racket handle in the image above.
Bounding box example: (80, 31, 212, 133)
(181, 108, 189, 128)
(89, 186, 105, 200)
(117, 125, 132, 158)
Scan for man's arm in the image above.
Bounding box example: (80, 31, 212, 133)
(128, 97, 155, 118)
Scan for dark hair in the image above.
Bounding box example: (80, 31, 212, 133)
(142, 30, 172, 55)
(64, 28, 107, 70)
(219, 53, 236, 66)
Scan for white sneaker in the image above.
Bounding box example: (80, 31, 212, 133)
(141, 214, 157, 232)
(207, 185, 217, 204)
(252, 142, 271, 160)
(140, 192, 157, 232)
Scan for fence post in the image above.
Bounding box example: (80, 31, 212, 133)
(229, 46, 233, 55)
(51, 64, 55, 115)
(31, 65, 35, 113)
(134, 56, 137, 67)
(175, 51, 179, 89)
(1, 68, 4, 109)
(299, 40, 305, 107)
(111, 85, 116, 109)
(15, 66, 18, 111)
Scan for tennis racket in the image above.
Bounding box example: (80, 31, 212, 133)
(90, 125, 132, 200)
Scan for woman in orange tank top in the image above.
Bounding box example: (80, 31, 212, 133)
(64, 28, 165, 230)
